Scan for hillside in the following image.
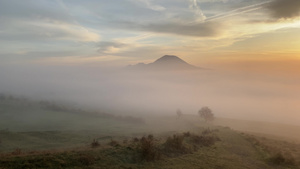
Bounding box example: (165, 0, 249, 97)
(0, 96, 144, 132)
(127, 55, 200, 71)
(1, 96, 300, 168)
(215, 118, 300, 141)
(1, 125, 299, 169)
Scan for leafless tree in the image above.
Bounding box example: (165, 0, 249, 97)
(176, 109, 182, 118)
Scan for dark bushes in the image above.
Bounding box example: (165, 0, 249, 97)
(183, 131, 191, 137)
(91, 139, 100, 148)
(78, 153, 95, 166)
(137, 135, 160, 161)
(268, 152, 296, 166)
(191, 135, 219, 147)
(162, 130, 220, 155)
(244, 134, 297, 167)
(164, 135, 185, 153)
(11, 148, 22, 155)
(108, 140, 120, 147)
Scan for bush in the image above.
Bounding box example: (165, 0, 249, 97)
(164, 135, 185, 153)
(11, 148, 22, 155)
(78, 153, 95, 166)
(123, 139, 128, 144)
(183, 132, 191, 137)
(202, 128, 213, 135)
(268, 152, 296, 166)
(108, 139, 120, 147)
(191, 135, 219, 147)
(137, 135, 160, 161)
(91, 139, 100, 148)
(132, 137, 139, 143)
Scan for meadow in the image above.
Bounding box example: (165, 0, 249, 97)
(0, 96, 300, 168)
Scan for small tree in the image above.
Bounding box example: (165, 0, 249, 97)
(176, 109, 182, 118)
(198, 107, 214, 122)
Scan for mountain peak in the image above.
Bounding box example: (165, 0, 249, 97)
(154, 55, 187, 64)
(127, 55, 201, 71)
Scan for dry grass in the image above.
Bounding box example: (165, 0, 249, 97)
(1, 127, 296, 169)
(242, 133, 300, 167)
(108, 139, 120, 147)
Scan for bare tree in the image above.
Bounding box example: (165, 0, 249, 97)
(176, 109, 182, 118)
(198, 107, 214, 122)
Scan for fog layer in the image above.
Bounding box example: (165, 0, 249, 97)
(0, 61, 299, 126)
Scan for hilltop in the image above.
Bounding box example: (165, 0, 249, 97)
(127, 55, 200, 71)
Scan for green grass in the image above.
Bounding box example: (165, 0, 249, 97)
(0, 99, 132, 131)
(243, 133, 300, 167)
(2, 127, 297, 169)
(1, 98, 300, 168)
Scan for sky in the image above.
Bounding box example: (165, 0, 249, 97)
(0, 0, 300, 125)
(0, 0, 300, 67)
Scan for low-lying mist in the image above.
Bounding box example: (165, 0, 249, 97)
(0, 62, 299, 126)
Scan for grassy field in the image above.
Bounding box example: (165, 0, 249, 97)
(215, 118, 300, 142)
(1, 126, 299, 169)
(1, 97, 300, 168)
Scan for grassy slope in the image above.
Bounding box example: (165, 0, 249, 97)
(1, 127, 299, 169)
(215, 117, 300, 142)
(1, 99, 300, 168)
(0, 99, 137, 132)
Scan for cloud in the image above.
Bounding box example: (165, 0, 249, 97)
(96, 41, 166, 59)
(0, 0, 74, 24)
(112, 46, 167, 59)
(147, 22, 222, 37)
(114, 20, 223, 37)
(97, 41, 129, 54)
(63, 0, 223, 38)
(0, 20, 99, 42)
(189, 0, 207, 22)
(0, 50, 82, 59)
(130, 0, 166, 11)
(206, 1, 271, 21)
(266, 0, 300, 19)
(0, 0, 100, 43)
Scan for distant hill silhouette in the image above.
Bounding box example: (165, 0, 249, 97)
(127, 55, 200, 71)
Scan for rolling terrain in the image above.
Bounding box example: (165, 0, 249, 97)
(0, 97, 300, 168)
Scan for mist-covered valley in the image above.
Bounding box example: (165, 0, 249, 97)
(2, 0, 300, 168)
(1, 55, 299, 126)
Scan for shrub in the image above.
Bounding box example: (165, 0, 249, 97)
(164, 135, 185, 152)
(78, 153, 95, 166)
(268, 152, 296, 166)
(11, 148, 22, 155)
(191, 135, 219, 147)
(132, 137, 139, 143)
(202, 128, 213, 135)
(137, 135, 160, 161)
(108, 139, 120, 147)
(91, 139, 100, 148)
(123, 139, 128, 144)
(183, 132, 191, 137)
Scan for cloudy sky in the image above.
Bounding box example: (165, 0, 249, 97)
(1, 0, 300, 69)
(1, 0, 300, 125)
